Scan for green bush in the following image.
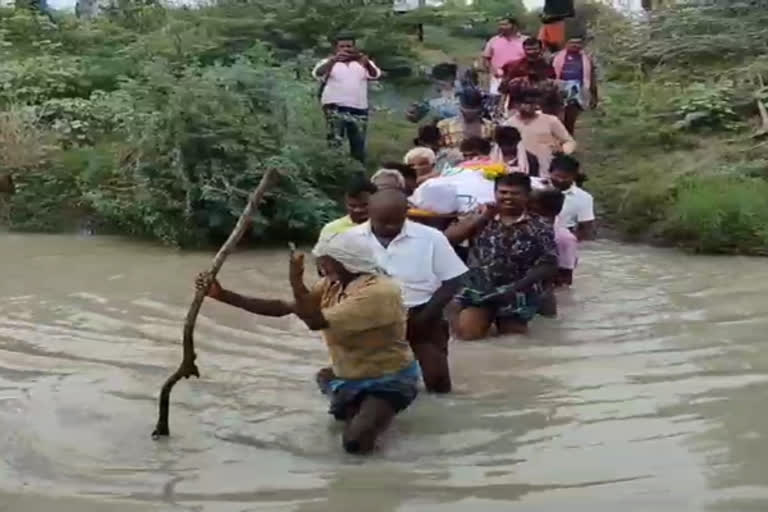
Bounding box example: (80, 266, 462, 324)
(0, 2, 425, 246)
(674, 82, 740, 132)
(9, 149, 86, 232)
(579, 0, 768, 255)
(664, 176, 768, 254)
(70, 54, 362, 247)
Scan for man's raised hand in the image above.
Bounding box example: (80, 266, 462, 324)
(195, 271, 222, 299)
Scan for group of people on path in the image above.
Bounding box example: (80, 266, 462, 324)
(197, 17, 598, 455)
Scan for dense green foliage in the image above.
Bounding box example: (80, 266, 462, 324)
(0, 2, 437, 246)
(582, 0, 768, 254)
(4, 0, 768, 254)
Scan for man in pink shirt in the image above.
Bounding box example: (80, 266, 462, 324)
(313, 34, 381, 163)
(482, 18, 527, 96)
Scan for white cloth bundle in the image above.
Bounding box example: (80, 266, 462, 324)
(409, 180, 460, 214)
(412, 171, 496, 213)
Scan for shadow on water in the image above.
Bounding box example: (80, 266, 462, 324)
(2, 234, 768, 511)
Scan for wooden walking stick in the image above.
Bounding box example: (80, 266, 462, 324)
(152, 168, 278, 439)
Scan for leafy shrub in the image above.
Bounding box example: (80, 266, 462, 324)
(674, 82, 740, 132)
(37, 92, 122, 146)
(74, 54, 362, 247)
(1, 2, 423, 245)
(9, 160, 84, 232)
(0, 105, 53, 172)
(664, 176, 768, 253)
(0, 55, 90, 105)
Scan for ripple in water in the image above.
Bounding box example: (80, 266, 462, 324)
(2, 235, 768, 511)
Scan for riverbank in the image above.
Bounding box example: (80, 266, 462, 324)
(4, 4, 768, 255)
(368, 17, 768, 257)
(580, 84, 768, 256)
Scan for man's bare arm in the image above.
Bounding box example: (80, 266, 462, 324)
(313, 57, 337, 79)
(576, 221, 596, 241)
(196, 272, 294, 317)
(415, 274, 466, 324)
(216, 289, 295, 317)
(289, 251, 329, 331)
(444, 206, 496, 245)
(359, 54, 381, 79)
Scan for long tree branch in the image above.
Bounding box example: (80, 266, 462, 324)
(152, 168, 278, 439)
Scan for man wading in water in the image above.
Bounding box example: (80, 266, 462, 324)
(348, 189, 468, 393)
(196, 231, 419, 455)
(445, 173, 558, 339)
(317, 177, 377, 240)
(550, 154, 595, 241)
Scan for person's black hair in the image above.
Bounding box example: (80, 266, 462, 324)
(432, 63, 458, 82)
(534, 188, 565, 217)
(459, 87, 484, 109)
(345, 175, 377, 198)
(460, 136, 492, 156)
(460, 68, 480, 89)
(495, 172, 531, 193)
(500, 16, 519, 25)
(333, 33, 356, 44)
(523, 37, 543, 48)
(382, 162, 417, 182)
(494, 126, 522, 146)
(518, 88, 543, 104)
(414, 124, 441, 147)
(549, 154, 581, 175)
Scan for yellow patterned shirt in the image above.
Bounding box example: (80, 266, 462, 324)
(437, 117, 495, 148)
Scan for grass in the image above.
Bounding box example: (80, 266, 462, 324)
(368, 109, 418, 168)
(665, 176, 768, 254)
(416, 25, 484, 68)
(580, 78, 768, 255)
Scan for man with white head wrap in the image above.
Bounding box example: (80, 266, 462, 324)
(312, 230, 386, 276)
(196, 230, 419, 455)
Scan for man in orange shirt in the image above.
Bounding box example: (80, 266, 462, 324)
(538, 17, 566, 53)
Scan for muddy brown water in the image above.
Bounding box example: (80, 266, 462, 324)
(3, 233, 768, 511)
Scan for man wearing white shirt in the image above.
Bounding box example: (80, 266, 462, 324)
(550, 154, 595, 241)
(348, 189, 468, 393)
(312, 35, 381, 163)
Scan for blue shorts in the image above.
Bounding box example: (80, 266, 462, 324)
(457, 284, 542, 324)
(320, 361, 421, 421)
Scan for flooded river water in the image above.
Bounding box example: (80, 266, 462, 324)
(3, 233, 768, 511)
